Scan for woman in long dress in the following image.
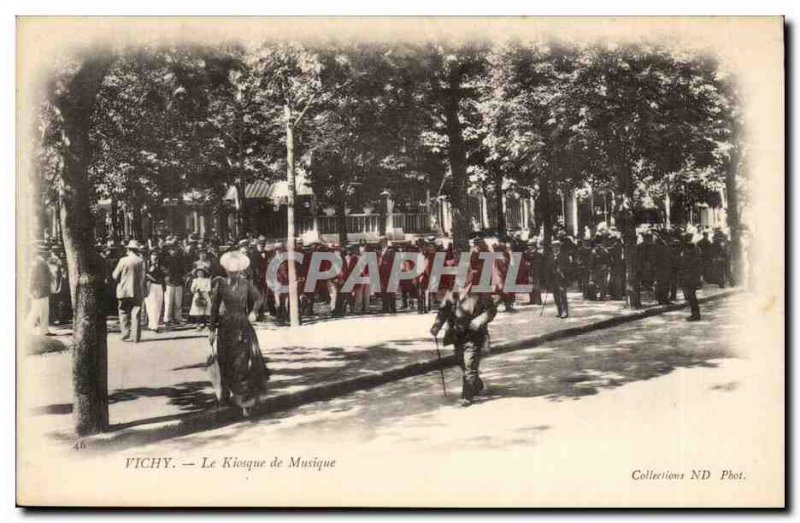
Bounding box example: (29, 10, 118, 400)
(208, 251, 269, 417)
(144, 250, 166, 332)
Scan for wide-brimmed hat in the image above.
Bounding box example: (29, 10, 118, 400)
(126, 240, 142, 250)
(220, 251, 251, 273)
(192, 266, 209, 277)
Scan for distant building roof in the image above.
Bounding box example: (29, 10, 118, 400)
(224, 174, 313, 205)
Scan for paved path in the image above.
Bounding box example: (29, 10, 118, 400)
(22, 287, 731, 441)
(54, 293, 781, 507)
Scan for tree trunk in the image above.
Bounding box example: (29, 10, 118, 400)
(54, 195, 63, 241)
(616, 167, 641, 309)
(378, 202, 387, 237)
(442, 69, 470, 251)
(284, 105, 300, 327)
(494, 171, 506, 236)
(336, 199, 348, 247)
(539, 175, 553, 248)
(725, 144, 742, 285)
(53, 55, 112, 436)
(479, 192, 490, 230)
(131, 205, 143, 240)
(109, 195, 119, 243)
(236, 179, 247, 236)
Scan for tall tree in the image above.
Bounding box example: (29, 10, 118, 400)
(421, 43, 489, 250)
(306, 44, 433, 244)
(50, 53, 114, 435)
(568, 44, 724, 307)
(483, 41, 582, 245)
(715, 78, 745, 284)
(248, 43, 326, 327)
(200, 47, 280, 235)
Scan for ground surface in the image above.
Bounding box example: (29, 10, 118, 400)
(23, 288, 723, 435)
(17, 291, 784, 507)
(128, 295, 752, 454)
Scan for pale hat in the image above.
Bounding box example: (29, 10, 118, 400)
(126, 240, 142, 251)
(220, 251, 251, 273)
(192, 266, 209, 277)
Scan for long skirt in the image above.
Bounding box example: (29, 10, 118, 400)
(144, 284, 164, 330)
(217, 314, 269, 408)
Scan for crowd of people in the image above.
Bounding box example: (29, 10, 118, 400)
(24, 225, 734, 338)
(23, 225, 735, 412)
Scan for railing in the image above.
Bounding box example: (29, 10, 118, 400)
(347, 214, 382, 234)
(391, 213, 431, 233)
(297, 212, 432, 236)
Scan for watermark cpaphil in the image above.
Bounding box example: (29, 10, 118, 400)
(263, 250, 533, 294)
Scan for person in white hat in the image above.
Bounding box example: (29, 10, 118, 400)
(112, 239, 147, 342)
(208, 251, 268, 417)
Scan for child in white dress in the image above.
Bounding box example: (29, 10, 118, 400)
(189, 267, 212, 329)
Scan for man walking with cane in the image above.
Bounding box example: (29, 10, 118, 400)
(430, 285, 498, 407)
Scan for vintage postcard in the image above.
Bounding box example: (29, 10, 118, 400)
(15, 16, 784, 507)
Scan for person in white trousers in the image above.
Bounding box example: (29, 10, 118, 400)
(163, 244, 186, 325)
(164, 285, 182, 323)
(144, 250, 165, 332)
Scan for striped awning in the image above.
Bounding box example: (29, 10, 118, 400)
(245, 179, 272, 199)
(224, 174, 313, 205)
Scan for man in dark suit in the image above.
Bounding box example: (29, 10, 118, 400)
(163, 242, 187, 325)
(608, 234, 625, 300)
(112, 240, 147, 342)
(525, 240, 545, 305)
(653, 232, 674, 305)
(697, 230, 713, 284)
(549, 240, 572, 319)
(377, 236, 396, 313)
(679, 233, 703, 321)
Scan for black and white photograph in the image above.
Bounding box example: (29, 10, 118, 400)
(14, 16, 784, 508)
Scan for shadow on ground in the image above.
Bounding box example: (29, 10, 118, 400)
(140, 299, 737, 453)
(46, 342, 430, 432)
(38, 294, 738, 453)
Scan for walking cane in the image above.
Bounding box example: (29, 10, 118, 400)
(433, 335, 448, 397)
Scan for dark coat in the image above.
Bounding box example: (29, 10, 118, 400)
(679, 243, 703, 289)
(432, 292, 498, 347)
(653, 242, 673, 280)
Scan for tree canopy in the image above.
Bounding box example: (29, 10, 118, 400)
(35, 39, 741, 244)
